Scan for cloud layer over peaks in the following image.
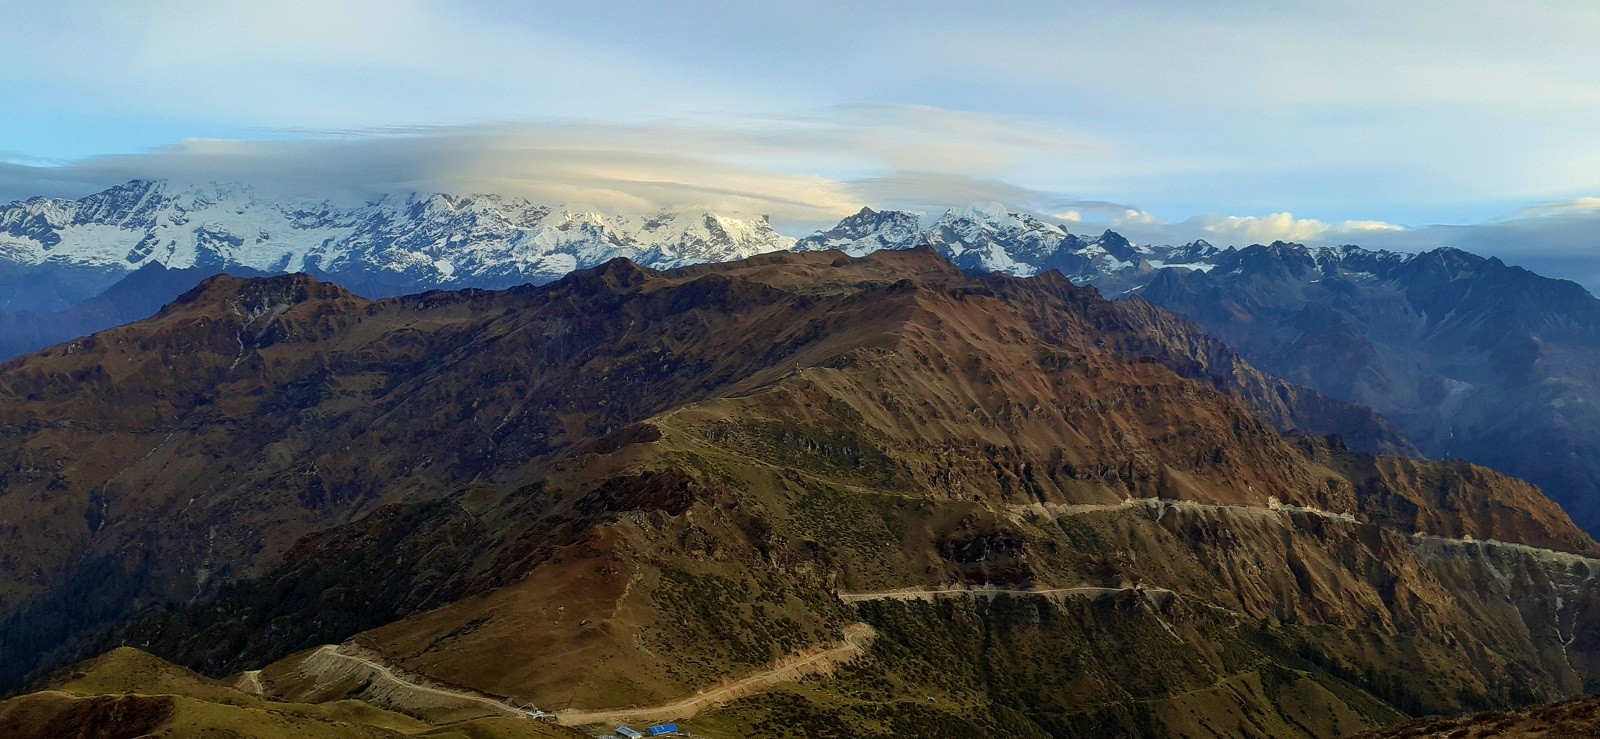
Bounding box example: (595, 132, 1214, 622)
(0, 108, 1120, 230)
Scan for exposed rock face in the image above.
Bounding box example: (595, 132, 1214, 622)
(1, 248, 1597, 737)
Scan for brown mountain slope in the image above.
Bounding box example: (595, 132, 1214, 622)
(0, 646, 582, 738)
(1, 248, 1596, 737)
(0, 247, 1409, 687)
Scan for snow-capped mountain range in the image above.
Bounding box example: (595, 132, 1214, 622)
(0, 180, 795, 311)
(2, 179, 1424, 318)
(793, 204, 1220, 289)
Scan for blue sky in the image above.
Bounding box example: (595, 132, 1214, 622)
(2, 0, 1599, 281)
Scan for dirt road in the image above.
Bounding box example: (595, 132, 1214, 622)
(553, 622, 875, 727)
(836, 584, 1174, 603)
(284, 625, 874, 728)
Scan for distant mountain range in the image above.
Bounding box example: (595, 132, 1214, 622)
(0, 187, 1210, 359)
(7, 182, 1600, 540)
(795, 203, 1208, 290)
(0, 179, 794, 313)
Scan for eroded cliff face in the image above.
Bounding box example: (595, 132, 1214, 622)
(1411, 536, 1600, 690)
(2, 248, 1595, 737)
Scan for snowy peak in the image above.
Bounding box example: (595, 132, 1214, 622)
(622, 210, 793, 264)
(0, 180, 367, 275)
(793, 202, 1262, 289)
(797, 202, 1079, 277)
(936, 202, 1066, 238)
(319, 199, 795, 290)
(4, 183, 1445, 315)
(794, 206, 923, 257)
(924, 204, 1072, 276)
(0, 180, 796, 302)
(797, 201, 1095, 278)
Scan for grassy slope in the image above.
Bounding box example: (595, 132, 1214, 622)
(345, 367, 1600, 736)
(0, 647, 583, 738)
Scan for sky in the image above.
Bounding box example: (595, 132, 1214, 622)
(2, 1, 1599, 284)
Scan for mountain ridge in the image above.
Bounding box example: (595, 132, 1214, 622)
(4, 249, 1600, 737)
(12, 182, 1600, 541)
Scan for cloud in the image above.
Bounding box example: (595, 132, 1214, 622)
(814, 105, 1112, 175)
(0, 129, 855, 228)
(1113, 209, 1160, 226)
(7, 109, 1590, 290)
(1196, 213, 1406, 243)
(1104, 211, 1406, 246)
(1429, 200, 1600, 258)
(5, 1, 1600, 230)
(1501, 197, 1600, 220)
(844, 171, 1138, 222)
(0, 108, 1114, 233)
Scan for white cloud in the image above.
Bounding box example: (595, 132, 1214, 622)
(1113, 209, 1160, 226)
(1104, 211, 1406, 246)
(0, 108, 1117, 233)
(1503, 197, 1600, 220)
(5, 117, 1600, 291)
(1339, 220, 1409, 232)
(5, 1, 1600, 221)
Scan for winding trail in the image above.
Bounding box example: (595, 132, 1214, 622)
(836, 584, 1173, 603)
(284, 625, 875, 728)
(266, 488, 1600, 729)
(552, 622, 876, 727)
